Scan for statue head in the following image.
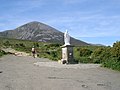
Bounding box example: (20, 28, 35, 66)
(66, 29, 67, 32)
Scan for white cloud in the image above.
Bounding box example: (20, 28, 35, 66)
(44, 12, 120, 38)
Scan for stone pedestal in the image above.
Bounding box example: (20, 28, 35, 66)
(61, 45, 75, 64)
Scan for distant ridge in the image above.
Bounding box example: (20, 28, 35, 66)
(0, 21, 89, 46)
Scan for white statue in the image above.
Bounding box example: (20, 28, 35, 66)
(64, 30, 70, 45)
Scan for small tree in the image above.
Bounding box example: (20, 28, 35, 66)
(112, 41, 120, 60)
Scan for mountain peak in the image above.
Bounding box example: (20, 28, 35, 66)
(27, 21, 44, 25)
(0, 21, 89, 46)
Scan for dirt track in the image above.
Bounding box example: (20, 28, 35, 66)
(0, 55, 120, 90)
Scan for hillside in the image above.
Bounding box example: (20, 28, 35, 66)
(0, 21, 89, 46)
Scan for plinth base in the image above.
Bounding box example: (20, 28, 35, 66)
(60, 45, 76, 64)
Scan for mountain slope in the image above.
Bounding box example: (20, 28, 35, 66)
(0, 21, 89, 46)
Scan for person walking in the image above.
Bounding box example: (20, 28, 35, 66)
(31, 46, 36, 58)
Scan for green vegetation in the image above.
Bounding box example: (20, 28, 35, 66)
(0, 49, 7, 57)
(101, 41, 120, 71)
(74, 42, 120, 71)
(89, 42, 120, 71)
(0, 37, 61, 61)
(0, 37, 120, 71)
(74, 46, 99, 63)
(37, 43, 61, 61)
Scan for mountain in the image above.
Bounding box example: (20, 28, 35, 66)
(0, 21, 89, 46)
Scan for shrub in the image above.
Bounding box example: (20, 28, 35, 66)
(0, 50, 7, 57)
(3, 41, 11, 47)
(91, 47, 112, 64)
(79, 48, 92, 57)
(101, 41, 120, 71)
(112, 41, 120, 59)
(74, 47, 93, 63)
(102, 57, 120, 71)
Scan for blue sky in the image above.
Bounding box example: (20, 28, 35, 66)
(0, 0, 120, 46)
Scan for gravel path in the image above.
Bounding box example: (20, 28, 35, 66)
(34, 62, 101, 69)
(0, 55, 120, 90)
